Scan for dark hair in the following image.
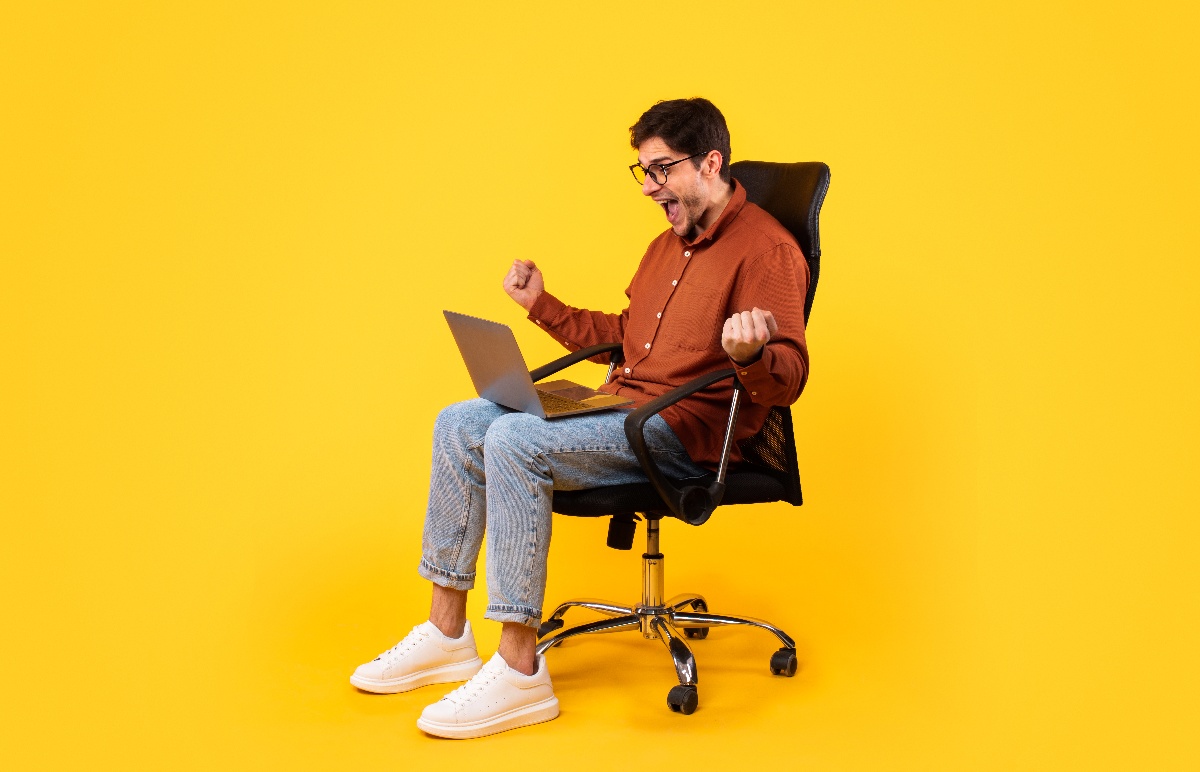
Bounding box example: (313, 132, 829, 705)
(629, 98, 732, 182)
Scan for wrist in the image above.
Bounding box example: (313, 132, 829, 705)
(730, 349, 763, 367)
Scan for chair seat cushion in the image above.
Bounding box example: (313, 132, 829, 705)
(551, 471, 787, 519)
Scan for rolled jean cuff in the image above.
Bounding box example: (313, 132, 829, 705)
(485, 603, 542, 628)
(418, 557, 476, 590)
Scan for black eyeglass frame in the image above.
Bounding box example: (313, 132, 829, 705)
(628, 152, 710, 185)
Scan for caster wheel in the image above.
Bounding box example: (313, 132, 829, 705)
(666, 684, 698, 715)
(769, 647, 798, 677)
(537, 618, 564, 639)
(683, 600, 709, 639)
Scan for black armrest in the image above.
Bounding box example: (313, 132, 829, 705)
(624, 368, 741, 526)
(529, 342, 624, 383)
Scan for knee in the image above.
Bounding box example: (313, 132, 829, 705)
(433, 399, 500, 451)
(483, 413, 541, 460)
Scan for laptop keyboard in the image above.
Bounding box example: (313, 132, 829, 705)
(537, 390, 591, 415)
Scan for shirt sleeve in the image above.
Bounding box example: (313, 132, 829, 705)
(526, 291, 630, 365)
(727, 243, 810, 406)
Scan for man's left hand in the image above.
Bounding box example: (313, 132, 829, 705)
(722, 307, 777, 365)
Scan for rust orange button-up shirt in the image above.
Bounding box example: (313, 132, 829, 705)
(526, 180, 810, 469)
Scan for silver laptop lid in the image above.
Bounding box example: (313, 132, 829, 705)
(443, 310, 546, 417)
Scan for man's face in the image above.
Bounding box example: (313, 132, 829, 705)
(637, 137, 710, 240)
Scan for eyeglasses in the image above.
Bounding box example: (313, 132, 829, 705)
(629, 152, 709, 185)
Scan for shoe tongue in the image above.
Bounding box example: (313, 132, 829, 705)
(485, 653, 512, 674)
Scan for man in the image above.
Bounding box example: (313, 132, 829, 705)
(351, 98, 809, 739)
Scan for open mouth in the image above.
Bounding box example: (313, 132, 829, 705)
(657, 199, 679, 224)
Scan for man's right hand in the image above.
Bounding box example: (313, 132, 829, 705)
(503, 259, 544, 312)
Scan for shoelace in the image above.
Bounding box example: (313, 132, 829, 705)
(441, 663, 504, 706)
(377, 626, 429, 663)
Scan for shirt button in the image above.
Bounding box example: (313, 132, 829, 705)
(624, 367, 631, 374)
(656, 312, 662, 318)
(684, 250, 691, 257)
(644, 343, 651, 349)
(671, 280, 677, 286)
(740, 370, 748, 375)
(751, 391, 758, 396)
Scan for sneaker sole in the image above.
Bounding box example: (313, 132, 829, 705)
(350, 656, 484, 694)
(416, 696, 560, 739)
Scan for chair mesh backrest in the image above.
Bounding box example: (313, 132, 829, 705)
(728, 161, 830, 508)
(737, 406, 803, 505)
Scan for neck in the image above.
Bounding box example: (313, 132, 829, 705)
(691, 180, 734, 240)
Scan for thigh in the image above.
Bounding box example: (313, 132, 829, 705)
(483, 409, 706, 491)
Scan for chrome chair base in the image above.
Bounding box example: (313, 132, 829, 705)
(535, 518, 799, 714)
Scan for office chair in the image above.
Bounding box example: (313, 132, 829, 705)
(527, 161, 830, 715)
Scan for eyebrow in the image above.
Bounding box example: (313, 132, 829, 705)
(643, 155, 674, 165)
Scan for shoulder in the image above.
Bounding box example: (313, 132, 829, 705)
(727, 200, 803, 261)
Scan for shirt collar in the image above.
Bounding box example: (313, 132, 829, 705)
(684, 179, 746, 247)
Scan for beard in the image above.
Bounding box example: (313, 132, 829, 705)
(675, 188, 708, 240)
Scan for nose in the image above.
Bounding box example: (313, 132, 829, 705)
(641, 175, 661, 196)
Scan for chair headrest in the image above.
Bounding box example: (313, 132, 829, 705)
(731, 160, 830, 322)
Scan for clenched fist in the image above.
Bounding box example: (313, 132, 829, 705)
(722, 307, 778, 365)
(503, 259, 545, 312)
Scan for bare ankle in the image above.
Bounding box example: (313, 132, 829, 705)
(500, 653, 536, 676)
(498, 622, 537, 675)
(430, 618, 465, 638)
(429, 585, 468, 638)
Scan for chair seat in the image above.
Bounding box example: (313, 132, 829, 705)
(552, 471, 787, 518)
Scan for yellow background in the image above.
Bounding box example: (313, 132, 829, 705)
(3, 1, 1198, 768)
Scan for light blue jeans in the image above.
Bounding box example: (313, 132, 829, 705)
(418, 398, 708, 628)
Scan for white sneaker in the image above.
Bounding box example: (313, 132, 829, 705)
(350, 620, 483, 694)
(416, 653, 560, 739)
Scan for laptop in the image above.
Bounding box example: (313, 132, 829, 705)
(444, 310, 633, 419)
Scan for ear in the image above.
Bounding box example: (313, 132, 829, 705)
(701, 150, 724, 179)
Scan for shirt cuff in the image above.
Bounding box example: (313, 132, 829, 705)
(730, 348, 775, 401)
(527, 291, 566, 328)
